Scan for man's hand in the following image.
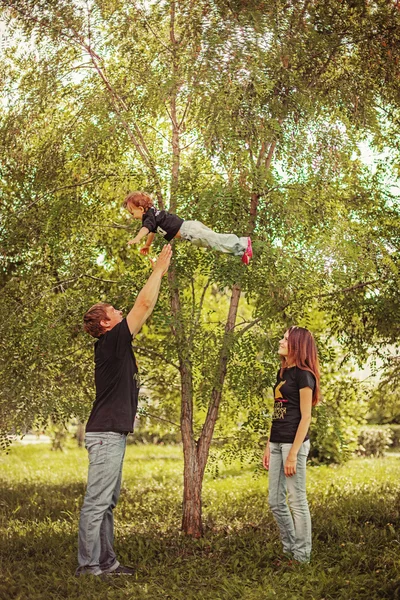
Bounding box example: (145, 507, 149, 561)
(153, 244, 172, 277)
(128, 238, 140, 246)
(140, 246, 151, 255)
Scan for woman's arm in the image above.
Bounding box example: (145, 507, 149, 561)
(284, 387, 312, 477)
(262, 439, 270, 470)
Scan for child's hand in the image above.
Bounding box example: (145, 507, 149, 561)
(128, 238, 140, 246)
(140, 246, 150, 256)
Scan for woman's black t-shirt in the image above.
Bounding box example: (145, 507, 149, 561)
(86, 318, 139, 434)
(269, 366, 316, 443)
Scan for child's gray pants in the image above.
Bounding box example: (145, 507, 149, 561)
(179, 220, 247, 256)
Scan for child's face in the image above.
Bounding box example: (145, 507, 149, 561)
(127, 204, 144, 220)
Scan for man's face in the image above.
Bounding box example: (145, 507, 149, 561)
(101, 306, 123, 332)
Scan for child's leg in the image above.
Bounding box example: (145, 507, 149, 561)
(179, 221, 247, 256)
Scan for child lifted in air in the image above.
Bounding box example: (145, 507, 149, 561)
(123, 191, 253, 264)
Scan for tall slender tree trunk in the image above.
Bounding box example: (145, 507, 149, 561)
(167, 0, 204, 535)
(180, 135, 278, 535)
(181, 439, 204, 536)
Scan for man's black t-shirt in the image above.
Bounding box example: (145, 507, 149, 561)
(142, 207, 183, 242)
(269, 367, 316, 443)
(86, 318, 139, 433)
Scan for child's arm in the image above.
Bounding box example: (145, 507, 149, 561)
(140, 232, 155, 255)
(128, 227, 150, 246)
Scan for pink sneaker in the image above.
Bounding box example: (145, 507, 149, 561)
(246, 237, 253, 258)
(241, 237, 252, 265)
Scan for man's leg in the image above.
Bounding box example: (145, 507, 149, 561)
(76, 432, 127, 576)
(99, 436, 126, 573)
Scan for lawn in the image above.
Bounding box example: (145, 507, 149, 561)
(0, 444, 399, 600)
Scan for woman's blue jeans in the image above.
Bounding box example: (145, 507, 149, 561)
(268, 440, 311, 562)
(76, 432, 127, 575)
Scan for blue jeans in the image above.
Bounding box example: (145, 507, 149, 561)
(76, 432, 127, 575)
(268, 440, 311, 562)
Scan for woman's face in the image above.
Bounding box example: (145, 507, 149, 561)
(278, 330, 289, 357)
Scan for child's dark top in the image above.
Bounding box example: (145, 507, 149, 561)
(86, 318, 139, 434)
(142, 207, 183, 242)
(269, 366, 316, 444)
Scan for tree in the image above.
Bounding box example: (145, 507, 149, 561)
(1, 0, 400, 536)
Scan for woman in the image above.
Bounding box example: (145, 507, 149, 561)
(263, 326, 320, 563)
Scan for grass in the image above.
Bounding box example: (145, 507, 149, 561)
(0, 444, 399, 600)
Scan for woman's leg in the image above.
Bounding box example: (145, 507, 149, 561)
(282, 440, 312, 562)
(268, 442, 295, 555)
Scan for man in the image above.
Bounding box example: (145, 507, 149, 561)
(76, 244, 172, 577)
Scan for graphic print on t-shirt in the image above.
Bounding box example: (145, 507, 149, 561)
(156, 226, 168, 236)
(273, 380, 287, 420)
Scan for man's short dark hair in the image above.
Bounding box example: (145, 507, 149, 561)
(83, 303, 112, 338)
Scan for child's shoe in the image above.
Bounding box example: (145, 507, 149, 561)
(246, 237, 253, 258)
(241, 237, 252, 265)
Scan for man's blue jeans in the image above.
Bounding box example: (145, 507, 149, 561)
(76, 432, 127, 575)
(268, 440, 311, 562)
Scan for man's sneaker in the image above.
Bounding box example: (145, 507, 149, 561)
(103, 564, 136, 576)
(241, 237, 252, 265)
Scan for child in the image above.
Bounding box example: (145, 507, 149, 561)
(123, 191, 253, 264)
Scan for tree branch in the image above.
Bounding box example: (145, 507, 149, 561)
(235, 317, 262, 337)
(132, 345, 180, 370)
(81, 274, 118, 284)
(320, 278, 381, 297)
(139, 411, 179, 429)
(189, 278, 212, 347)
(198, 283, 241, 465)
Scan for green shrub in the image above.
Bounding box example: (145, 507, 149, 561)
(357, 426, 393, 457)
(309, 369, 368, 464)
(388, 424, 400, 449)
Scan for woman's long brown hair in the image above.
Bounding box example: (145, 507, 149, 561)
(279, 326, 320, 406)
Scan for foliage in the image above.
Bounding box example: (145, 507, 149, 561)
(357, 425, 393, 458)
(367, 361, 400, 425)
(0, 443, 399, 600)
(1, 0, 400, 532)
(309, 364, 369, 464)
(388, 424, 400, 450)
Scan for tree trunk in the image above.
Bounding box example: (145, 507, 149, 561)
(181, 439, 203, 536)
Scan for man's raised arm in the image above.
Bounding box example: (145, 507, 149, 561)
(126, 244, 172, 337)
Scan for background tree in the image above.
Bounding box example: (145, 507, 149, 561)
(1, 0, 400, 536)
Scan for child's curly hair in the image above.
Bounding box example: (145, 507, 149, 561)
(123, 191, 154, 211)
